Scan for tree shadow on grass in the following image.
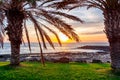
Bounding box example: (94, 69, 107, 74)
(105, 69, 120, 80)
(110, 69, 120, 76)
(69, 62, 90, 66)
(0, 63, 25, 71)
(0, 65, 17, 71)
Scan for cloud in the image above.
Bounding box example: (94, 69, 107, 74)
(69, 7, 104, 23)
(80, 31, 104, 35)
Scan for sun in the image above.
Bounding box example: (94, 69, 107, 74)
(59, 33, 69, 42)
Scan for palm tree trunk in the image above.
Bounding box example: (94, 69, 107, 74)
(110, 41, 120, 70)
(104, 9, 120, 71)
(5, 7, 25, 66)
(10, 42, 21, 65)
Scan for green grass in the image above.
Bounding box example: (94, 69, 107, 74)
(0, 62, 120, 80)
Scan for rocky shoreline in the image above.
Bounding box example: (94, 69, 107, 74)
(0, 51, 111, 63)
(0, 45, 111, 63)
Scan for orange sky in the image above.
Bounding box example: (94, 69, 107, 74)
(4, 31, 108, 43)
(4, 8, 108, 43)
(10, 33, 107, 43)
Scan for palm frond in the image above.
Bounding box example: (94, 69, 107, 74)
(37, 22, 62, 46)
(22, 37, 26, 46)
(34, 24, 42, 52)
(87, 0, 104, 10)
(0, 0, 81, 51)
(34, 24, 45, 66)
(48, 11, 83, 23)
(0, 32, 3, 48)
(28, 13, 47, 49)
(46, 0, 81, 9)
(23, 21, 31, 52)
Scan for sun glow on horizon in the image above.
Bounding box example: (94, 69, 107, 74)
(59, 33, 69, 42)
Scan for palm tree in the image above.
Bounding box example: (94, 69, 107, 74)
(50, 0, 120, 71)
(0, 0, 81, 66)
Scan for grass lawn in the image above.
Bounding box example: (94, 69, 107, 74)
(0, 62, 120, 80)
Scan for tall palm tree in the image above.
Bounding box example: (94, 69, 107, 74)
(0, 0, 81, 66)
(50, 0, 120, 71)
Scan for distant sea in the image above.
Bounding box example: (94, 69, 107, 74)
(0, 42, 109, 54)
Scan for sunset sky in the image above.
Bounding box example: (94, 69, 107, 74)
(70, 7, 107, 42)
(5, 7, 108, 43)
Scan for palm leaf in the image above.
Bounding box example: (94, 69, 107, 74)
(0, 32, 3, 48)
(23, 21, 31, 52)
(28, 13, 47, 49)
(34, 25, 45, 66)
(38, 22, 62, 46)
(48, 11, 83, 23)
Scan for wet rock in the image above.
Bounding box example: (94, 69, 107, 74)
(52, 57, 69, 63)
(23, 56, 40, 62)
(51, 58, 59, 63)
(75, 58, 87, 63)
(58, 57, 69, 63)
(92, 59, 102, 63)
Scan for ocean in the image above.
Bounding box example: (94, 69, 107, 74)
(0, 42, 109, 54)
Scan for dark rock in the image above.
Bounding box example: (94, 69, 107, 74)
(20, 58, 26, 62)
(0, 58, 6, 61)
(28, 58, 39, 62)
(92, 59, 102, 63)
(24, 56, 40, 62)
(52, 57, 69, 63)
(75, 58, 88, 63)
(107, 61, 110, 63)
(0, 55, 4, 58)
(51, 58, 59, 63)
(58, 57, 69, 63)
